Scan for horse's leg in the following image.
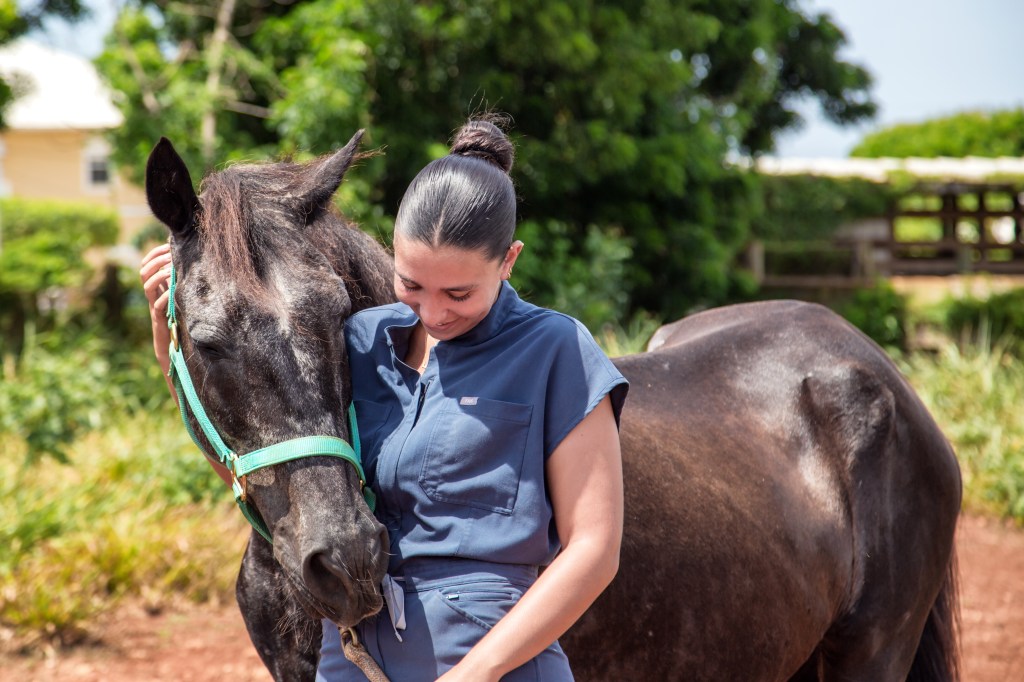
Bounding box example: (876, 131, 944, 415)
(817, 550, 960, 682)
(799, 363, 960, 682)
(236, 533, 321, 682)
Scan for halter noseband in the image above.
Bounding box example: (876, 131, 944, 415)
(166, 264, 375, 543)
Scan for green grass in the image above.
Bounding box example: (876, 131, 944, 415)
(900, 340, 1024, 521)
(0, 412, 248, 650)
(595, 313, 663, 358)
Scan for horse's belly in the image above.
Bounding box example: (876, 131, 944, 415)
(563, 399, 851, 681)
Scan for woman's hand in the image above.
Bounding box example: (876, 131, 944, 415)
(139, 242, 175, 391)
(140, 243, 173, 327)
(139, 242, 235, 489)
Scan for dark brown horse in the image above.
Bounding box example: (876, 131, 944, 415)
(146, 136, 960, 681)
(146, 132, 395, 680)
(563, 301, 961, 681)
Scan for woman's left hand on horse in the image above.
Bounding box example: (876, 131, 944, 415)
(140, 242, 173, 318)
(140, 242, 176, 396)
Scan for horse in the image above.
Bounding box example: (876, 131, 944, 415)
(145, 135, 961, 681)
(568, 301, 962, 681)
(145, 131, 395, 680)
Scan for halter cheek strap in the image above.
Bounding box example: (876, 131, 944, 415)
(166, 264, 375, 543)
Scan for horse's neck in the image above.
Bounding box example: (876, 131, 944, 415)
(323, 223, 397, 313)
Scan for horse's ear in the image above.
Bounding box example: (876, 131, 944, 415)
(297, 129, 365, 211)
(146, 137, 201, 237)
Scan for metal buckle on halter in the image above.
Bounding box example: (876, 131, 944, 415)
(170, 322, 180, 351)
(229, 452, 247, 501)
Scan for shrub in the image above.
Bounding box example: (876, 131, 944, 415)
(839, 281, 909, 351)
(939, 288, 1024, 353)
(513, 219, 633, 331)
(0, 198, 120, 359)
(752, 174, 897, 242)
(0, 414, 244, 649)
(0, 329, 167, 465)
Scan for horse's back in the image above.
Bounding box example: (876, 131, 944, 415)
(563, 300, 961, 681)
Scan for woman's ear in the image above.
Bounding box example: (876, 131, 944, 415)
(502, 240, 524, 279)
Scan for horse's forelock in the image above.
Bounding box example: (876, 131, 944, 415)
(197, 162, 315, 299)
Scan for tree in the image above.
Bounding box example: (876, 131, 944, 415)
(0, 0, 89, 127)
(97, 0, 875, 323)
(94, 0, 296, 181)
(852, 109, 1024, 158)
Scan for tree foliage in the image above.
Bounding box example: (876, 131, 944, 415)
(753, 174, 897, 241)
(97, 0, 875, 322)
(852, 109, 1024, 159)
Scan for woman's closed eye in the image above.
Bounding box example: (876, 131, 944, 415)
(400, 279, 471, 302)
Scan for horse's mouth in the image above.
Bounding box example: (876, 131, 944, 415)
(284, 571, 384, 627)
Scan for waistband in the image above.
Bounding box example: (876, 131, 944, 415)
(391, 557, 539, 591)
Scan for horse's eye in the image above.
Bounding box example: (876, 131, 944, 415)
(193, 339, 229, 360)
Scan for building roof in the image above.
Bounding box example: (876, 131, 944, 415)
(755, 156, 1024, 184)
(0, 38, 122, 130)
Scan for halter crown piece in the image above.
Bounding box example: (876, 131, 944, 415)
(165, 264, 375, 543)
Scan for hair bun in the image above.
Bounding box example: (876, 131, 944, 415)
(450, 118, 515, 174)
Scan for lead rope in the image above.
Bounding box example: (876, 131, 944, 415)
(340, 627, 392, 682)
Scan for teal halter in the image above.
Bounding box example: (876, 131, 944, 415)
(166, 264, 375, 543)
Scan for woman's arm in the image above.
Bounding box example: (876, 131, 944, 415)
(438, 394, 624, 682)
(140, 243, 234, 489)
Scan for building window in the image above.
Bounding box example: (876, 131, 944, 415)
(88, 157, 110, 186)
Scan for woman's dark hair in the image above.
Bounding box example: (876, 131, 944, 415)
(394, 118, 516, 261)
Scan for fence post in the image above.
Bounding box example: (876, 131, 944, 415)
(745, 240, 765, 284)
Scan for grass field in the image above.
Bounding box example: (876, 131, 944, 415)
(0, 411, 247, 650)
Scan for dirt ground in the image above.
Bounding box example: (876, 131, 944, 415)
(1, 514, 1021, 681)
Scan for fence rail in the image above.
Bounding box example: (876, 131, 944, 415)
(748, 236, 1024, 288)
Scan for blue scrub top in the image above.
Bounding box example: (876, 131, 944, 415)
(345, 282, 628, 571)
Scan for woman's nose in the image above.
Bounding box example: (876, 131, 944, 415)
(419, 299, 447, 325)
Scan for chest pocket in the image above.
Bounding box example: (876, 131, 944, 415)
(353, 399, 394, 486)
(419, 397, 533, 515)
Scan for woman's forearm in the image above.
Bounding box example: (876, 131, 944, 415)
(454, 535, 619, 680)
(440, 396, 624, 681)
(152, 317, 175, 400)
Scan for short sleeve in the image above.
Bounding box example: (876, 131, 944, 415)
(542, 316, 628, 457)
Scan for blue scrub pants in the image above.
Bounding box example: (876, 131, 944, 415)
(316, 558, 574, 681)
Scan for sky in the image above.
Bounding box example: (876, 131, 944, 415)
(27, 0, 1024, 159)
(774, 0, 1024, 157)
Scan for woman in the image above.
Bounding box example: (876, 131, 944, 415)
(142, 118, 628, 681)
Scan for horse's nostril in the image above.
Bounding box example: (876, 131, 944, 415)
(304, 550, 350, 592)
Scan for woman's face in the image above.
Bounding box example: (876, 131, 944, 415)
(393, 234, 521, 341)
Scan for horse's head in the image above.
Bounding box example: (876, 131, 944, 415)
(145, 132, 388, 626)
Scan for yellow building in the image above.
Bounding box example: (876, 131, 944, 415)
(0, 39, 150, 241)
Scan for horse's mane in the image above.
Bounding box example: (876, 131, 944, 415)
(196, 159, 340, 296)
